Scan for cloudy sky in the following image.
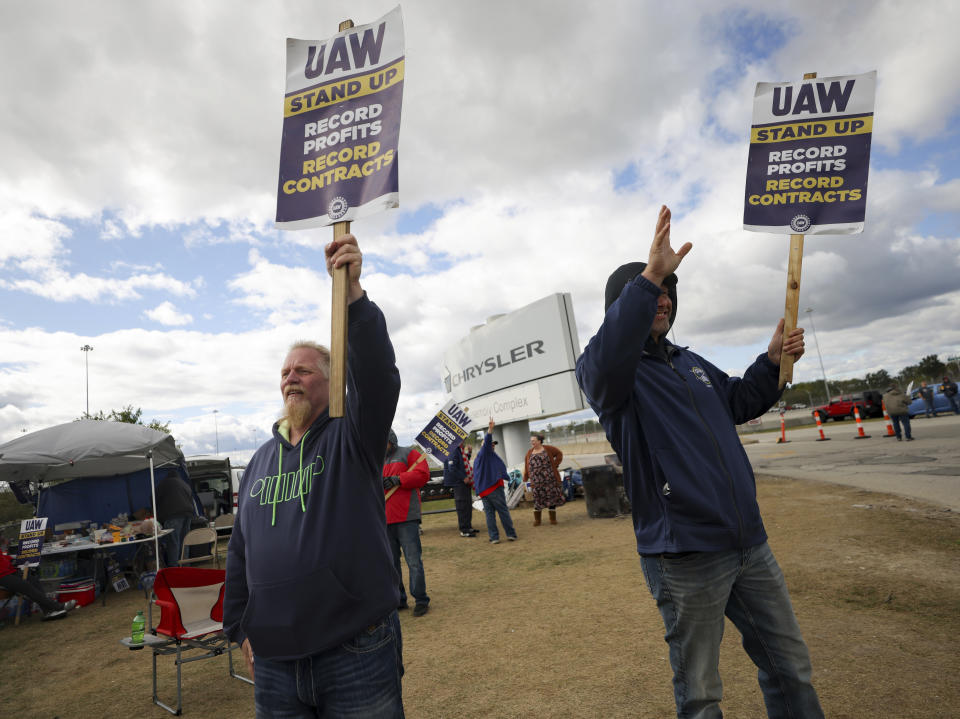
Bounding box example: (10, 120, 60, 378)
(2, 0, 958, 461)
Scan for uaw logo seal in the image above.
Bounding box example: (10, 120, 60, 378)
(690, 366, 712, 387)
(789, 214, 812, 233)
(328, 196, 349, 220)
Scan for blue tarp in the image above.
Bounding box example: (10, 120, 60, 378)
(37, 467, 192, 527)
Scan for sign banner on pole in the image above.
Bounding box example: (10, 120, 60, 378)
(415, 400, 472, 465)
(276, 6, 404, 229)
(16, 517, 47, 567)
(744, 70, 876, 235)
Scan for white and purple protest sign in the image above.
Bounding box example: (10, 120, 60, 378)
(16, 517, 47, 567)
(415, 400, 471, 465)
(276, 6, 404, 229)
(744, 71, 876, 235)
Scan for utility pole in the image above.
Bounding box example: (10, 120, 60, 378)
(804, 309, 831, 402)
(80, 345, 94, 416)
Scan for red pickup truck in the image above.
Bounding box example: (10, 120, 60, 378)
(812, 391, 884, 422)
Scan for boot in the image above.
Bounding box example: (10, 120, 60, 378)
(533, 510, 542, 526)
(549, 510, 557, 525)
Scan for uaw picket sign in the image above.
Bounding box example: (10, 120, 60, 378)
(744, 71, 876, 235)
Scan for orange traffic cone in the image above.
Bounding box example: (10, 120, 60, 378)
(881, 402, 896, 438)
(853, 406, 871, 439)
(776, 412, 789, 443)
(814, 412, 831, 441)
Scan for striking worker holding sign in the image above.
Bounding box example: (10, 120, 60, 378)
(576, 206, 823, 718)
(224, 234, 405, 717)
(383, 429, 431, 617)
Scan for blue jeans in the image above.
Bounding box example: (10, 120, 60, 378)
(947, 394, 960, 414)
(162, 515, 192, 567)
(891, 414, 912, 439)
(480, 486, 517, 541)
(640, 543, 823, 719)
(253, 611, 404, 718)
(923, 399, 936, 417)
(387, 521, 428, 607)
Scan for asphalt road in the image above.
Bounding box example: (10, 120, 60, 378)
(743, 411, 960, 511)
(565, 411, 960, 512)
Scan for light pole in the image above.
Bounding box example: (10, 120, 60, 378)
(804, 308, 831, 402)
(213, 409, 220, 455)
(80, 345, 94, 416)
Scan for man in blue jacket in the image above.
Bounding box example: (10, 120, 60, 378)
(443, 444, 477, 537)
(576, 206, 823, 719)
(473, 418, 518, 544)
(224, 234, 405, 718)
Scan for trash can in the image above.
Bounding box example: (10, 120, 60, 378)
(581, 465, 624, 518)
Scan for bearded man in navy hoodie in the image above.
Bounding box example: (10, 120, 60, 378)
(576, 206, 823, 719)
(224, 234, 405, 718)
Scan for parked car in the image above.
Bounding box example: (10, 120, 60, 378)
(907, 386, 954, 418)
(811, 390, 884, 422)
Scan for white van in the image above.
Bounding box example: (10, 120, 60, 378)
(184, 455, 244, 519)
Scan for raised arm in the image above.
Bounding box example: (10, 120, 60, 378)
(330, 234, 401, 466)
(577, 205, 691, 413)
(640, 206, 692, 286)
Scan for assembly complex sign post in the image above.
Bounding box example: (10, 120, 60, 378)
(743, 71, 876, 388)
(744, 71, 876, 235)
(276, 6, 404, 228)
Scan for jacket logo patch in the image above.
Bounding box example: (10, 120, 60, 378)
(690, 366, 712, 387)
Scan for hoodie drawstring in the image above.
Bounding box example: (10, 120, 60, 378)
(272, 430, 310, 526)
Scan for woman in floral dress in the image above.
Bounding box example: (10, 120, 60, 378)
(523, 434, 564, 525)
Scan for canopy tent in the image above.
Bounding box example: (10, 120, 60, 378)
(0, 420, 190, 561)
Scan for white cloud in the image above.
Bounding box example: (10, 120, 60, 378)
(144, 301, 194, 326)
(2, 0, 960, 454)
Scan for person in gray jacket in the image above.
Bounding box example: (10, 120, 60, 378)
(882, 383, 913, 441)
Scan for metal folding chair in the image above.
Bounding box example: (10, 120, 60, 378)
(178, 528, 217, 567)
(211, 514, 235, 567)
(129, 567, 252, 715)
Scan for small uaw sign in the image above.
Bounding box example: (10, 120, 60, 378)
(16, 517, 47, 567)
(742, 70, 876, 388)
(744, 71, 876, 235)
(276, 6, 404, 229)
(415, 400, 471, 466)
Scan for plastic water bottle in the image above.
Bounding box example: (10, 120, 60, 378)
(131, 610, 145, 645)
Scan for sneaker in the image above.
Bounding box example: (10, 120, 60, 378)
(412, 604, 429, 617)
(489, 538, 500, 544)
(906, 437, 914, 441)
(507, 536, 517, 541)
(63, 600, 77, 613)
(460, 532, 476, 538)
(42, 609, 68, 621)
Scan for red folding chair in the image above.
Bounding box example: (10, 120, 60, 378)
(145, 567, 252, 715)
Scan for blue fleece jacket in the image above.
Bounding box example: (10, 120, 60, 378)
(576, 273, 781, 554)
(223, 294, 401, 660)
(442, 446, 467, 487)
(472, 432, 507, 498)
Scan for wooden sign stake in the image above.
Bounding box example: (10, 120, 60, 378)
(778, 71, 817, 389)
(328, 18, 355, 418)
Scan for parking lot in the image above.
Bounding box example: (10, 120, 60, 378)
(742, 412, 960, 511)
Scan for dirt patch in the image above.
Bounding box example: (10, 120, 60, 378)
(2, 476, 957, 718)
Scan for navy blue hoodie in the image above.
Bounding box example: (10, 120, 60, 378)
(223, 294, 401, 660)
(576, 273, 780, 554)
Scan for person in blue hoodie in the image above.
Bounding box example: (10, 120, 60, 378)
(576, 206, 823, 719)
(223, 233, 405, 718)
(473, 418, 518, 544)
